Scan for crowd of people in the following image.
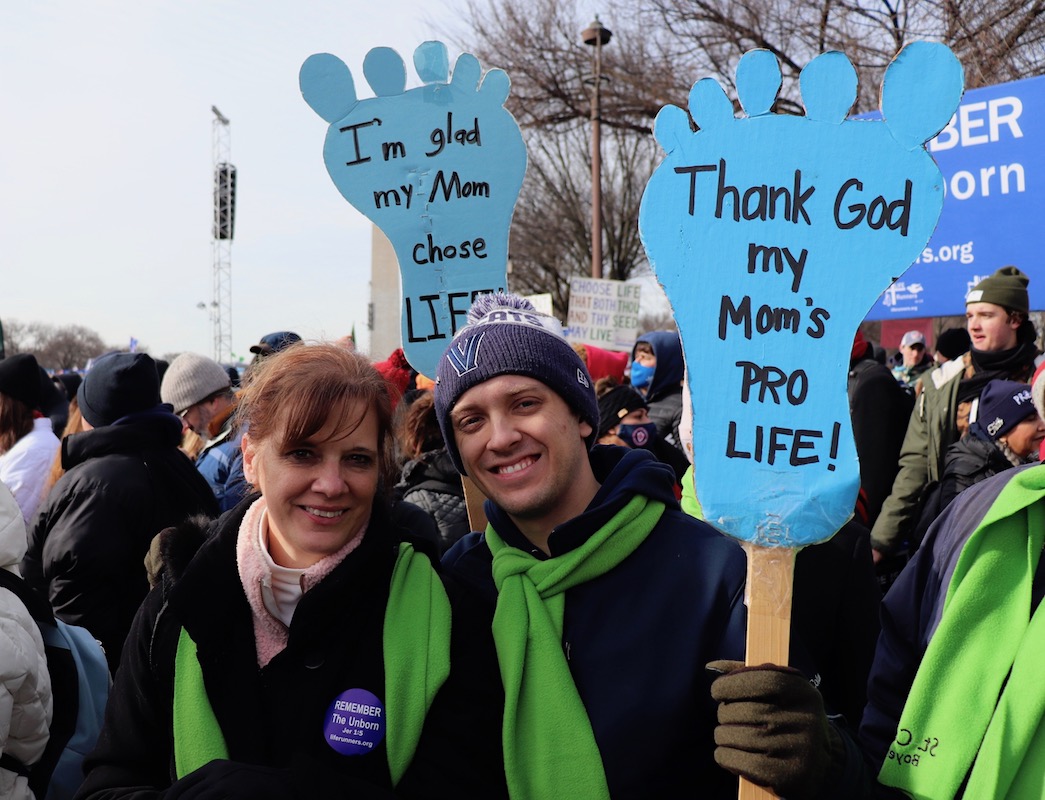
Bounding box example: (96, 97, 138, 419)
(1, 267, 1043, 799)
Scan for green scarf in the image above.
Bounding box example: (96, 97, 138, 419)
(382, 541, 451, 784)
(487, 494, 665, 800)
(680, 464, 703, 519)
(878, 466, 1045, 799)
(173, 627, 229, 776)
(173, 542, 450, 786)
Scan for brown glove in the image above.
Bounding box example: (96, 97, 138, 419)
(708, 660, 844, 798)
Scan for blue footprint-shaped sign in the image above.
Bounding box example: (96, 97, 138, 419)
(301, 41, 527, 378)
(640, 43, 963, 546)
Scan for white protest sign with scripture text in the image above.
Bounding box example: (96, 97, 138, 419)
(566, 277, 641, 351)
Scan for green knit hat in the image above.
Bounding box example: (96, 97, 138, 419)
(966, 266, 1030, 314)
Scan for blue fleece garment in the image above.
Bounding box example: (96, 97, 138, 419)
(195, 437, 245, 511)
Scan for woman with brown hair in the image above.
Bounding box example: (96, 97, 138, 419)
(394, 391, 469, 554)
(42, 398, 83, 497)
(77, 342, 503, 799)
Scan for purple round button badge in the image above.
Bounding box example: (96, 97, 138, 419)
(324, 688, 385, 756)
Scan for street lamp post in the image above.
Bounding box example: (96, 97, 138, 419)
(582, 17, 612, 280)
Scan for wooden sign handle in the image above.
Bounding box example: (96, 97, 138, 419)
(738, 543, 796, 800)
(462, 475, 489, 533)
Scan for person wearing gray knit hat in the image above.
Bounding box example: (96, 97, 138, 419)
(434, 292, 598, 475)
(160, 352, 245, 510)
(434, 291, 750, 799)
(161, 352, 233, 435)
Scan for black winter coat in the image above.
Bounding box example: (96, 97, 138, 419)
(22, 412, 218, 671)
(75, 497, 505, 800)
(791, 520, 881, 728)
(937, 430, 1014, 510)
(396, 450, 468, 554)
(848, 355, 914, 527)
(911, 430, 1015, 544)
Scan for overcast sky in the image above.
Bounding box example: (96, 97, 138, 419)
(0, 0, 476, 363)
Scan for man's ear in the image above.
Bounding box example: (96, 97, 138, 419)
(579, 419, 593, 440)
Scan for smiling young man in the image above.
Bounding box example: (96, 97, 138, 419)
(871, 266, 1042, 560)
(434, 292, 750, 798)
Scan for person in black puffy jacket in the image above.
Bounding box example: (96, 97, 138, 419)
(394, 391, 469, 554)
(22, 352, 218, 672)
(914, 378, 1045, 542)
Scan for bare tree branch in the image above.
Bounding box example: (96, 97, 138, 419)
(442, 0, 1044, 323)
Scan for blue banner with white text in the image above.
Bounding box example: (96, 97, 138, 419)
(865, 74, 1044, 319)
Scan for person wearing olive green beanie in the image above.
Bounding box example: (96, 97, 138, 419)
(871, 265, 1043, 561)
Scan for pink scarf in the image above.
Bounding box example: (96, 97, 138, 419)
(236, 498, 368, 666)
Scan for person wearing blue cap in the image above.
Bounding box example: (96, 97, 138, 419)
(21, 352, 218, 671)
(248, 331, 301, 359)
(244, 331, 302, 384)
(161, 352, 248, 512)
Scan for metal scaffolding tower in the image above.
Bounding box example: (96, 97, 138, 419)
(211, 105, 235, 363)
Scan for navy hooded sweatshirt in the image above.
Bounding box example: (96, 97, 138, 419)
(633, 331, 685, 449)
(442, 445, 748, 798)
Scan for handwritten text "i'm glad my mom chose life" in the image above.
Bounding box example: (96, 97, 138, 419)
(337, 111, 489, 266)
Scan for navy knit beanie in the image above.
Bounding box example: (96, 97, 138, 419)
(434, 292, 598, 475)
(78, 352, 162, 428)
(0, 354, 44, 410)
(975, 379, 1036, 441)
